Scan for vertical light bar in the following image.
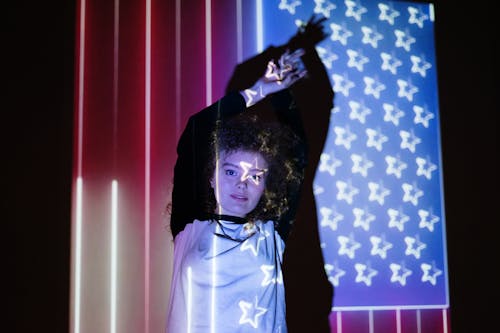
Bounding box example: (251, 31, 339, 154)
(187, 267, 193, 333)
(396, 308, 401, 333)
(368, 310, 374, 333)
(77, 0, 86, 177)
(175, 0, 181, 137)
(256, 0, 263, 52)
(205, 0, 212, 105)
(73, 177, 83, 333)
(416, 309, 421, 333)
(236, 0, 242, 62)
(210, 234, 217, 333)
(336, 311, 342, 333)
(144, 1, 152, 332)
(442, 309, 448, 333)
(113, 0, 120, 164)
(110, 180, 118, 333)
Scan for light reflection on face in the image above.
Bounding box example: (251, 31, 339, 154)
(211, 150, 268, 217)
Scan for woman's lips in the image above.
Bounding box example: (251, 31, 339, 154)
(231, 194, 248, 201)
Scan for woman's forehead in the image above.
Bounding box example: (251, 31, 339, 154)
(220, 150, 268, 169)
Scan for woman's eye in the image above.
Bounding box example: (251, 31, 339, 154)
(225, 169, 236, 176)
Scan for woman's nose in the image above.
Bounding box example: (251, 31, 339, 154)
(237, 178, 248, 188)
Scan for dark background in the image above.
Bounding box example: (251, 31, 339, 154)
(12, 1, 497, 332)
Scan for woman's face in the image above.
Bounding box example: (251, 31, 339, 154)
(211, 150, 268, 217)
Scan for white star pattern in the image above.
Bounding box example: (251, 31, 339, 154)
(410, 55, 432, 77)
(390, 262, 412, 286)
(363, 76, 386, 99)
(347, 49, 370, 71)
(385, 154, 408, 179)
(320, 206, 344, 231)
(408, 6, 429, 28)
(400, 129, 421, 153)
(330, 22, 354, 46)
(402, 182, 424, 206)
(238, 297, 268, 328)
(314, 0, 336, 18)
(354, 262, 378, 286)
(334, 125, 357, 149)
(370, 235, 393, 259)
(319, 152, 343, 176)
(345, 0, 367, 22)
(397, 78, 419, 101)
(387, 207, 410, 232)
(378, 3, 400, 25)
(418, 208, 440, 232)
(351, 153, 374, 177)
(413, 105, 434, 128)
(353, 207, 376, 231)
(240, 232, 268, 256)
(404, 235, 427, 259)
(325, 262, 346, 287)
(278, 0, 301, 15)
(421, 262, 442, 286)
(336, 179, 360, 204)
(368, 181, 391, 205)
(338, 234, 362, 259)
(383, 102, 405, 126)
(260, 264, 283, 286)
(317, 46, 339, 69)
(349, 100, 371, 124)
(380, 52, 403, 75)
(366, 127, 388, 152)
(416, 156, 437, 180)
(394, 29, 416, 52)
(361, 25, 383, 48)
(332, 72, 356, 96)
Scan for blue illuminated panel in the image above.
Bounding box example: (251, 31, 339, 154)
(260, 0, 448, 310)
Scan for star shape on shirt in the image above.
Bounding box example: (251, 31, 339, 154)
(421, 262, 442, 286)
(345, 0, 367, 22)
(334, 125, 357, 150)
(400, 129, 421, 153)
(319, 152, 343, 176)
(351, 153, 374, 177)
(418, 208, 440, 232)
(338, 233, 361, 259)
(260, 264, 283, 286)
(385, 154, 408, 179)
(368, 181, 391, 206)
(336, 179, 360, 204)
(378, 3, 400, 25)
(408, 6, 429, 29)
(332, 73, 356, 97)
(416, 156, 437, 180)
(314, 0, 336, 18)
(325, 261, 346, 287)
(370, 234, 393, 259)
(349, 100, 372, 124)
(240, 231, 267, 256)
(402, 182, 424, 206)
(353, 207, 376, 231)
(364, 76, 386, 99)
(390, 262, 412, 286)
(330, 22, 353, 46)
(366, 127, 388, 152)
(387, 207, 410, 232)
(397, 78, 419, 102)
(361, 25, 384, 48)
(404, 234, 427, 259)
(347, 49, 370, 72)
(380, 52, 403, 75)
(238, 297, 268, 329)
(410, 55, 432, 77)
(413, 105, 434, 128)
(320, 206, 344, 231)
(383, 102, 405, 126)
(394, 29, 416, 52)
(354, 262, 378, 286)
(278, 0, 301, 15)
(316, 46, 339, 70)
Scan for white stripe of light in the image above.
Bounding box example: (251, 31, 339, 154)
(442, 308, 448, 333)
(211, 233, 217, 333)
(187, 267, 192, 333)
(396, 308, 401, 333)
(110, 180, 118, 333)
(256, 0, 263, 52)
(236, 0, 243, 62)
(336, 311, 342, 333)
(205, 0, 212, 105)
(74, 177, 83, 333)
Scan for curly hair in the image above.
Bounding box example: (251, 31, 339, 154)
(204, 114, 304, 224)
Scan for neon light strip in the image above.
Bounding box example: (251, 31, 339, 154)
(336, 311, 342, 333)
(211, 234, 217, 333)
(77, 0, 86, 177)
(145, 1, 152, 332)
(110, 180, 118, 333)
(187, 267, 192, 333)
(396, 308, 401, 333)
(236, 0, 242, 62)
(416, 309, 421, 333)
(74, 177, 83, 333)
(442, 309, 448, 333)
(368, 309, 374, 333)
(205, 0, 212, 105)
(113, 0, 120, 166)
(256, 0, 263, 52)
(175, 0, 181, 137)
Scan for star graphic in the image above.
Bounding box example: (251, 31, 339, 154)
(354, 262, 378, 286)
(368, 181, 391, 205)
(361, 25, 384, 48)
(332, 73, 356, 97)
(402, 182, 424, 206)
(390, 262, 412, 286)
(421, 262, 443, 286)
(345, 0, 367, 22)
(334, 125, 357, 149)
(364, 76, 386, 99)
(383, 102, 405, 126)
(387, 207, 410, 232)
(314, 0, 336, 18)
(378, 3, 400, 25)
(338, 234, 361, 259)
(330, 22, 353, 46)
(316, 46, 339, 70)
(413, 105, 434, 128)
(353, 207, 376, 231)
(347, 49, 370, 72)
(418, 208, 440, 232)
(278, 0, 301, 15)
(394, 29, 416, 52)
(380, 52, 403, 75)
(260, 264, 282, 286)
(240, 232, 267, 256)
(370, 235, 393, 259)
(408, 6, 429, 28)
(410, 55, 432, 77)
(351, 153, 374, 177)
(238, 297, 268, 328)
(366, 127, 388, 152)
(397, 78, 419, 102)
(349, 100, 372, 124)
(319, 152, 342, 176)
(336, 179, 359, 204)
(385, 154, 408, 179)
(404, 235, 426, 259)
(325, 262, 346, 287)
(320, 206, 344, 231)
(400, 129, 421, 153)
(416, 156, 437, 180)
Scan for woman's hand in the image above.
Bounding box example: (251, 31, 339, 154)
(242, 49, 307, 107)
